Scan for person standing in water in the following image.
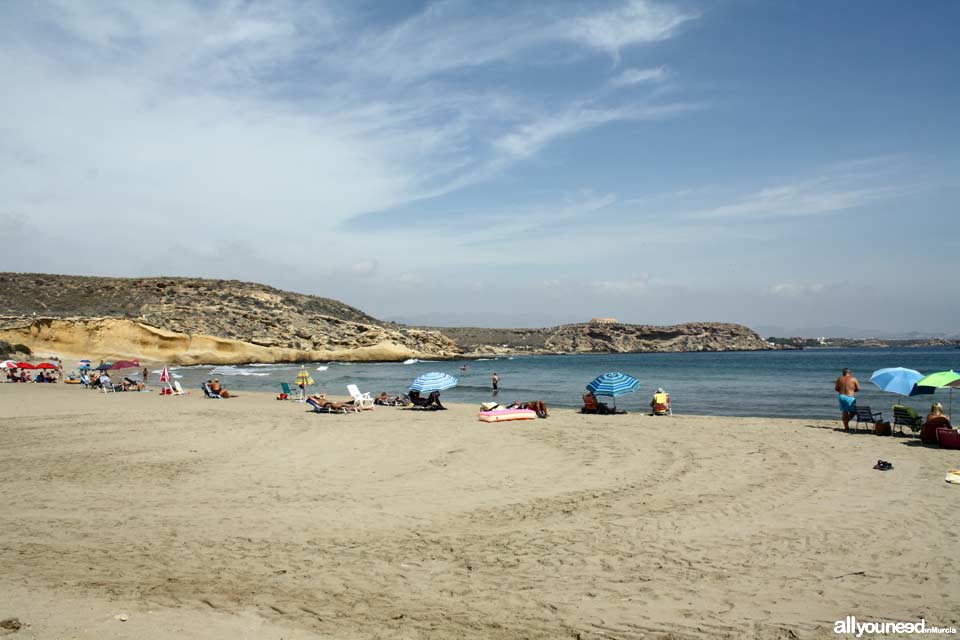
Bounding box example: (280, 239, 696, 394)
(834, 367, 860, 430)
(492, 372, 499, 392)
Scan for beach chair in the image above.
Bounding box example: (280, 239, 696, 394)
(100, 379, 116, 393)
(280, 382, 300, 400)
(172, 380, 185, 395)
(854, 406, 882, 430)
(201, 382, 221, 399)
(581, 393, 621, 415)
(892, 405, 922, 436)
(346, 384, 374, 410)
(921, 416, 951, 445)
(652, 392, 672, 416)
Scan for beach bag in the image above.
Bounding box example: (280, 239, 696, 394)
(874, 421, 891, 436)
(937, 428, 960, 450)
(277, 393, 288, 400)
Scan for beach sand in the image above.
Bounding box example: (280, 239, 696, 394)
(0, 383, 957, 639)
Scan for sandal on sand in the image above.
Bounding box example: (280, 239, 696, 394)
(873, 460, 894, 471)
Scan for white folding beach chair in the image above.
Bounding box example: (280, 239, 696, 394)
(346, 384, 374, 410)
(172, 380, 185, 395)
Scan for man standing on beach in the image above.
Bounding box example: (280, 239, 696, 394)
(492, 372, 499, 392)
(834, 368, 860, 430)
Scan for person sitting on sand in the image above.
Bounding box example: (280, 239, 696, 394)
(374, 392, 402, 406)
(209, 379, 231, 398)
(927, 402, 951, 424)
(307, 394, 350, 412)
(506, 400, 548, 418)
(409, 390, 445, 409)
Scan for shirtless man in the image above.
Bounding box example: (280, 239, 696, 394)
(834, 368, 860, 430)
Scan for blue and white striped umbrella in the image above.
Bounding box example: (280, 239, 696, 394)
(410, 371, 458, 393)
(586, 372, 640, 397)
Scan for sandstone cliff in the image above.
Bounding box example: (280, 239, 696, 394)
(0, 273, 459, 363)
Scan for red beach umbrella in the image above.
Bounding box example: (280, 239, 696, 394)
(34, 363, 57, 370)
(159, 367, 171, 383)
(16, 362, 34, 369)
(109, 359, 140, 370)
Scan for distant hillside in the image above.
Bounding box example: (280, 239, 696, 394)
(431, 322, 778, 355)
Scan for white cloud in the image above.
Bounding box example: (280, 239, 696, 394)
(565, 1, 697, 58)
(610, 65, 668, 87)
(768, 283, 826, 297)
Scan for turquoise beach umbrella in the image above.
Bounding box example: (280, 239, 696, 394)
(868, 367, 929, 397)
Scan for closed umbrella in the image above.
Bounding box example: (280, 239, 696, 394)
(295, 365, 315, 402)
(410, 372, 458, 393)
(915, 370, 960, 416)
(868, 367, 930, 397)
(159, 366, 173, 394)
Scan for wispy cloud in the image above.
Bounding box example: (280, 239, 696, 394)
(494, 103, 698, 159)
(691, 160, 917, 219)
(610, 65, 668, 87)
(343, 1, 697, 81)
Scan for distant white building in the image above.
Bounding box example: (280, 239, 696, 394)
(590, 317, 620, 325)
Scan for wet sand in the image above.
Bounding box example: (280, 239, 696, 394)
(0, 383, 957, 639)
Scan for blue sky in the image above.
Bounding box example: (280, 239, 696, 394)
(1, 0, 957, 334)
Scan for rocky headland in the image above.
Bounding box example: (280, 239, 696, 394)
(0, 273, 778, 363)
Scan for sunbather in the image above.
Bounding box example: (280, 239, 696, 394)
(209, 379, 232, 398)
(409, 390, 445, 409)
(506, 400, 548, 418)
(374, 392, 403, 405)
(122, 377, 145, 391)
(307, 394, 350, 412)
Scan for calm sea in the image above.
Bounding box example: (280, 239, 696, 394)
(155, 347, 960, 420)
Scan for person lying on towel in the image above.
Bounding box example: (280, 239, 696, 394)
(506, 400, 549, 418)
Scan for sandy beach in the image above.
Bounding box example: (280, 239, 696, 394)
(0, 383, 957, 639)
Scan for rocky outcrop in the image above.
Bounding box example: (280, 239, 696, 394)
(543, 322, 774, 353)
(437, 322, 776, 355)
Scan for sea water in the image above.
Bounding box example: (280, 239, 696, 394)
(157, 347, 960, 420)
